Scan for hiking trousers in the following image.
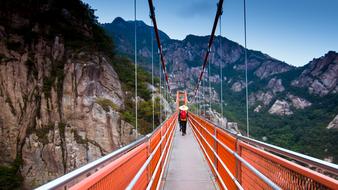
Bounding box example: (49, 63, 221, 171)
(180, 121, 187, 134)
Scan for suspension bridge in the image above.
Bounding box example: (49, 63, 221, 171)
(36, 0, 338, 189)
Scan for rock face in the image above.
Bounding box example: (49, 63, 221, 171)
(0, 2, 136, 188)
(254, 105, 263, 112)
(209, 109, 227, 126)
(249, 91, 274, 106)
(327, 115, 338, 129)
(292, 51, 338, 96)
(287, 94, 311, 109)
(0, 36, 136, 188)
(268, 100, 293, 116)
(254, 60, 292, 79)
(208, 109, 239, 133)
(267, 78, 285, 93)
(231, 81, 246, 92)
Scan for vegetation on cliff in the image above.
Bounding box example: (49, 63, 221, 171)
(112, 55, 165, 135)
(0, 0, 166, 188)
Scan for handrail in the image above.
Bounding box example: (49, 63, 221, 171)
(154, 127, 175, 190)
(189, 118, 243, 190)
(36, 114, 175, 190)
(190, 122, 229, 190)
(126, 114, 176, 190)
(35, 137, 147, 190)
(238, 135, 338, 177)
(196, 113, 338, 178)
(189, 115, 281, 190)
(146, 117, 175, 190)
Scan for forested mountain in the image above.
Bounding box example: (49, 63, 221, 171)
(103, 17, 338, 163)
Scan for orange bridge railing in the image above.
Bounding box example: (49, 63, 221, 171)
(36, 113, 177, 190)
(37, 111, 338, 190)
(188, 112, 338, 190)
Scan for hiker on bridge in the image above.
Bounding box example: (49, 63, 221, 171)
(178, 105, 188, 136)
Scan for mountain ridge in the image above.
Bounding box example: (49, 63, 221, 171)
(102, 17, 338, 163)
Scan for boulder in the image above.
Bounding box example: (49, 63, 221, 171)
(327, 115, 338, 129)
(287, 94, 312, 109)
(267, 78, 285, 93)
(254, 105, 263, 112)
(249, 91, 274, 106)
(268, 100, 293, 116)
(231, 81, 246, 92)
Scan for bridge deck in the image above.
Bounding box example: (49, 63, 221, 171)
(161, 123, 217, 190)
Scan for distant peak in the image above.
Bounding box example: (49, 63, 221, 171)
(131, 20, 147, 26)
(183, 34, 207, 41)
(111, 17, 146, 27)
(326, 50, 337, 56)
(113, 17, 126, 24)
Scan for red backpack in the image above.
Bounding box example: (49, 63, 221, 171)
(180, 110, 187, 121)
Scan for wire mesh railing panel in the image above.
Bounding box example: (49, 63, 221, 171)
(189, 112, 338, 190)
(241, 167, 270, 190)
(189, 113, 238, 190)
(216, 131, 237, 172)
(65, 113, 177, 190)
(70, 143, 148, 190)
(239, 142, 335, 190)
(149, 129, 162, 177)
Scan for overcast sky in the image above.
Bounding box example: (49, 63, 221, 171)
(82, 0, 338, 67)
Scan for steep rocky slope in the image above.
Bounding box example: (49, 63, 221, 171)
(292, 51, 338, 96)
(0, 1, 137, 189)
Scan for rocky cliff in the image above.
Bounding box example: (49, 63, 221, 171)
(292, 51, 338, 96)
(0, 1, 137, 189)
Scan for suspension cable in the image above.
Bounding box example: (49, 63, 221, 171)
(134, 0, 138, 138)
(148, 0, 171, 92)
(151, 20, 155, 131)
(198, 92, 201, 115)
(166, 83, 169, 116)
(244, 0, 249, 137)
(219, 16, 224, 118)
(208, 52, 212, 114)
(159, 50, 162, 123)
(197, 89, 200, 115)
(164, 82, 167, 119)
(202, 78, 206, 116)
(193, 0, 224, 102)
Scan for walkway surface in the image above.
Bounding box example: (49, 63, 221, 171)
(161, 123, 217, 190)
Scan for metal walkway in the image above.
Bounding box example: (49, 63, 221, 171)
(162, 123, 217, 190)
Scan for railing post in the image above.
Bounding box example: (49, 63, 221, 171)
(235, 134, 242, 186)
(213, 125, 218, 181)
(160, 121, 163, 170)
(147, 137, 151, 184)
